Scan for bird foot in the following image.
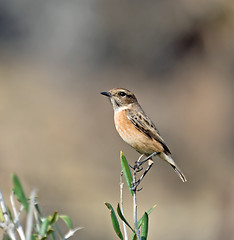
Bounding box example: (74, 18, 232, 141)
(131, 180, 143, 191)
(130, 163, 143, 172)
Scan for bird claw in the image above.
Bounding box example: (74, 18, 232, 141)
(131, 180, 143, 191)
(129, 164, 134, 169)
(130, 163, 143, 172)
(136, 167, 143, 172)
(133, 161, 143, 170)
(137, 187, 143, 191)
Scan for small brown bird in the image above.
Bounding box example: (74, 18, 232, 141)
(101, 88, 187, 182)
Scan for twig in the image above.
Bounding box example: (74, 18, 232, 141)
(10, 191, 26, 240)
(120, 171, 128, 240)
(132, 153, 157, 240)
(26, 190, 36, 240)
(133, 169, 141, 240)
(0, 190, 17, 240)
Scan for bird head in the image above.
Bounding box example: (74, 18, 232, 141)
(101, 88, 138, 110)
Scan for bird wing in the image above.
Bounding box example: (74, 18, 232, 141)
(126, 108, 171, 154)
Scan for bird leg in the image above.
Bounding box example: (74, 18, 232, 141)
(129, 164, 143, 172)
(131, 161, 154, 191)
(131, 153, 158, 191)
(137, 154, 145, 162)
(129, 154, 144, 171)
(133, 154, 145, 171)
(134, 152, 158, 169)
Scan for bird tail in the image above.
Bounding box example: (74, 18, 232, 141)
(159, 152, 187, 182)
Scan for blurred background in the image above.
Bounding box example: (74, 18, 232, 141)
(0, 0, 233, 239)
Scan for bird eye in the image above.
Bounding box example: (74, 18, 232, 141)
(119, 92, 126, 97)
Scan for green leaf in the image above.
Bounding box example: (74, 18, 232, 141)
(12, 174, 29, 212)
(138, 205, 156, 228)
(117, 203, 135, 233)
(120, 151, 133, 196)
(49, 212, 59, 225)
(60, 215, 73, 229)
(131, 232, 137, 240)
(34, 202, 42, 226)
(6, 207, 13, 222)
(50, 231, 56, 240)
(140, 212, 148, 240)
(146, 204, 156, 215)
(0, 209, 4, 222)
(105, 202, 123, 240)
(35, 202, 41, 216)
(47, 227, 54, 236)
(3, 234, 11, 240)
(31, 234, 36, 240)
(131, 205, 156, 240)
(40, 218, 50, 237)
(131, 234, 137, 240)
(54, 222, 63, 239)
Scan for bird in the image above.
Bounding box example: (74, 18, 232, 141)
(101, 88, 187, 182)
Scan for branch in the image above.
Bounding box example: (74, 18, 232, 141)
(131, 153, 157, 240)
(0, 190, 17, 240)
(26, 190, 36, 240)
(10, 191, 26, 240)
(132, 168, 141, 240)
(120, 171, 128, 240)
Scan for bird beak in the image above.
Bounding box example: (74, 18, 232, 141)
(101, 91, 112, 97)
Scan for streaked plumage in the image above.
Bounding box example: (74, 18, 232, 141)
(101, 88, 187, 182)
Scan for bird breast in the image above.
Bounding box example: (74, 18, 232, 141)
(114, 109, 164, 154)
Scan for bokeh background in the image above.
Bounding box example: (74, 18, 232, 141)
(0, 0, 233, 239)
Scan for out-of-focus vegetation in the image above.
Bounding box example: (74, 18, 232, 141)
(0, 1, 233, 239)
(0, 174, 81, 240)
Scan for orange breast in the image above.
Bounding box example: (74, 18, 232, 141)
(114, 109, 164, 154)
